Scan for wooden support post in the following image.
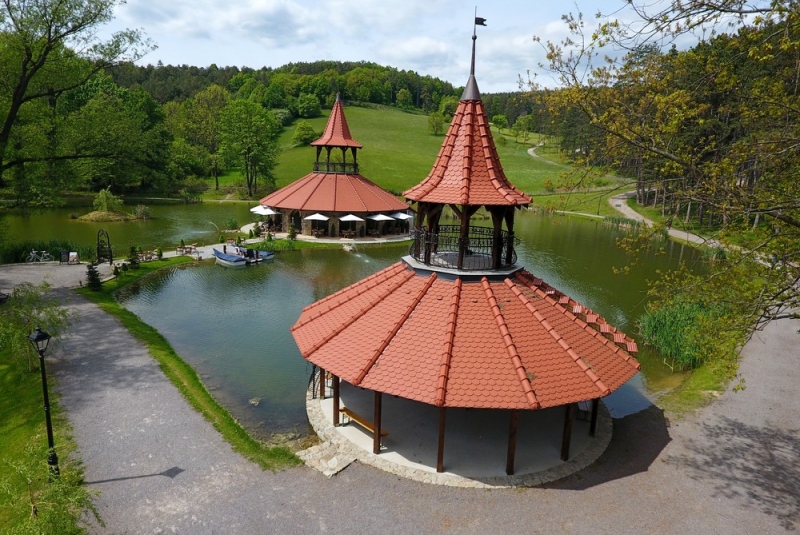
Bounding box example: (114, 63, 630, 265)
(590, 398, 599, 437)
(436, 407, 447, 473)
(373, 391, 382, 455)
(561, 403, 575, 462)
(333, 375, 340, 427)
(318, 367, 325, 400)
(506, 410, 519, 476)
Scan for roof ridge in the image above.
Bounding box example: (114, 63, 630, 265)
(517, 272, 641, 371)
(356, 272, 438, 385)
(482, 278, 540, 409)
(435, 278, 462, 407)
(504, 277, 612, 397)
(460, 107, 473, 205)
(292, 263, 408, 330)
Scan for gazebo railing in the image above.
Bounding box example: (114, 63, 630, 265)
(313, 162, 359, 174)
(408, 225, 517, 271)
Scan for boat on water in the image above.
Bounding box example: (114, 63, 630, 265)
(212, 247, 274, 268)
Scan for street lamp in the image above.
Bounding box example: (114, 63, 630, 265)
(28, 327, 59, 478)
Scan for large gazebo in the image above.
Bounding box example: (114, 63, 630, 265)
(257, 96, 410, 238)
(291, 30, 640, 476)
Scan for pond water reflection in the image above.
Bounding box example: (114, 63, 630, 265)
(116, 212, 704, 442)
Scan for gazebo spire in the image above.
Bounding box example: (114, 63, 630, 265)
(310, 94, 362, 174)
(404, 14, 530, 272)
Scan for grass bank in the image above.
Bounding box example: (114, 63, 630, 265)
(0, 344, 92, 533)
(78, 258, 301, 471)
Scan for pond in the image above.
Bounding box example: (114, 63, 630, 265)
(111, 211, 703, 443)
(2, 202, 256, 252)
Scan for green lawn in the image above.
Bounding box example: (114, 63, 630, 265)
(201, 105, 626, 209)
(0, 347, 89, 531)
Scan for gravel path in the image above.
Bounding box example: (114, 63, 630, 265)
(3, 257, 798, 533)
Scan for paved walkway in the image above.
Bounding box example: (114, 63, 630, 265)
(2, 248, 798, 533)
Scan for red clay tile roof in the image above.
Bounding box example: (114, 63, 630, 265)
(403, 97, 530, 207)
(291, 260, 640, 410)
(258, 172, 409, 213)
(311, 96, 362, 148)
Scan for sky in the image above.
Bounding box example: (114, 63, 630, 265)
(102, 0, 646, 93)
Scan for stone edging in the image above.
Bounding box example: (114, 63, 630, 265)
(299, 384, 612, 488)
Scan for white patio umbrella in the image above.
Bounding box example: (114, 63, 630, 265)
(367, 214, 395, 221)
(339, 214, 365, 222)
(250, 205, 277, 216)
(390, 212, 413, 220)
(303, 213, 329, 221)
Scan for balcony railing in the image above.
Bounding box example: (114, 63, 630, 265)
(408, 225, 518, 271)
(313, 161, 359, 174)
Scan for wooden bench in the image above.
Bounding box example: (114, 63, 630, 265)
(339, 407, 388, 437)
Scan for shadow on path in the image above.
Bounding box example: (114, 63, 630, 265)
(86, 466, 184, 485)
(665, 416, 800, 531)
(543, 405, 671, 490)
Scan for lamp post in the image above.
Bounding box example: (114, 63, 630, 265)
(28, 327, 59, 478)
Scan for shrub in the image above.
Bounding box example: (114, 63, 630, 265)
(92, 187, 123, 212)
(225, 217, 239, 231)
(291, 120, 317, 146)
(181, 177, 210, 194)
(638, 301, 727, 370)
(272, 109, 293, 126)
(86, 263, 102, 291)
(132, 204, 151, 219)
(288, 223, 297, 241)
(127, 246, 140, 269)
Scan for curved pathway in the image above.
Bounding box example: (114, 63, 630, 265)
(3, 253, 798, 533)
(608, 191, 725, 247)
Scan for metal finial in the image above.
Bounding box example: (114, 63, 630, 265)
(471, 8, 487, 76)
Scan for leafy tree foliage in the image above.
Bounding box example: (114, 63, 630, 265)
(295, 93, 321, 118)
(92, 187, 123, 212)
(491, 114, 509, 129)
(0, 0, 151, 204)
(220, 100, 282, 196)
(535, 1, 800, 341)
(427, 112, 445, 136)
(291, 121, 317, 146)
(396, 88, 413, 109)
(179, 84, 229, 189)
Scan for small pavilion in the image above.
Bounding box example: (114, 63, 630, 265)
(291, 29, 641, 476)
(257, 96, 410, 238)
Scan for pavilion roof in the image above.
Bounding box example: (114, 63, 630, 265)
(292, 260, 640, 410)
(403, 78, 530, 207)
(258, 172, 409, 213)
(311, 96, 362, 148)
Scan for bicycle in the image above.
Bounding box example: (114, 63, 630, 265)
(25, 250, 53, 263)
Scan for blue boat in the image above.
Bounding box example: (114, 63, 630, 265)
(212, 247, 273, 268)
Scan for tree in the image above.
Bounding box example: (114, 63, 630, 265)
(0, 0, 151, 201)
(291, 121, 317, 146)
(535, 2, 800, 340)
(396, 88, 413, 109)
(438, 96, 459, 119)
(220, 100, 282, 196)
(92, 187, 123, 212)
(491, 114, 509, 129)
(512, 114, 534, 142)
(181, 85, 230, 189)
(427, 112, 445, 136)
(0, 282, 70, 371)
(295, 93, 321, 118)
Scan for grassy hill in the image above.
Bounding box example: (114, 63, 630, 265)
(210, 104, 625, 216)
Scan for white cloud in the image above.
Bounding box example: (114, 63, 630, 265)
(104, 0, 645, 92)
